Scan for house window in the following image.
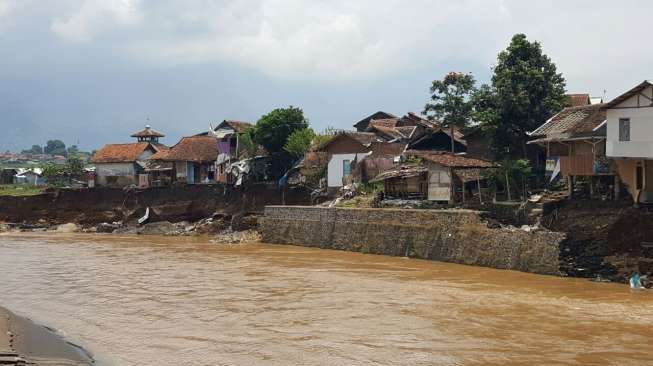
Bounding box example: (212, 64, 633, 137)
(619, 118, 630, 141)
(342, 159, 351, 177)
(636, 163, 644, 190)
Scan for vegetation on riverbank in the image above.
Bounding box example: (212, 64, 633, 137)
(0, 185, 45, 196)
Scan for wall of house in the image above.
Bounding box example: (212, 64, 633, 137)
(385, 175, 427, 198)
(615, 159, 653, 202)
(606, 88, 653, 158)
(260, 206, 564, 275)
(427, 163, 452, 201)
(327, 153, 369, 187)
(95, 163, 136, 186)
(175, 161, 187, 181)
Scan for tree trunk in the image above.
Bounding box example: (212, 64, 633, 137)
(450, 125, 455, 153)
(505, 170, 511, 201)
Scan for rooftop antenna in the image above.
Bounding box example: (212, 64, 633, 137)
(603, 89, 607, 102)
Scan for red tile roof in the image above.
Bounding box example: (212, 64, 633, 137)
(398, 112, 437, 128)
(566, 94, 591, 107)
(353, 111, 397, 130)
(529, 103, 606, 141)
(150, 136, 218, 163)
(131, 125, 165, 138)
(369, 118, 399, 128)
(369, 142, 407, 156)
(407, 150, 495, 168)
(91, 143, 157, 163)
(370, 164, 427, 182)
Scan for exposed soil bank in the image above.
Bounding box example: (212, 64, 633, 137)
(542, 199, 653, 281)
(0, 305, 92, 365)
(0, 184, 310, 226)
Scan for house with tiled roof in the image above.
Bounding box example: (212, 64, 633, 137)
(317, 131, 384, 190)
(403, 150, 495, 203)
(91, 125, 167, 186)
(150, 135, 219, 184)
(528, 103, 616, 198)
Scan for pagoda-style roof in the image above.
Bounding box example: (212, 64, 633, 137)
(131, 125, 165, 138)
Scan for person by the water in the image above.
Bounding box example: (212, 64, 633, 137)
(630, 272, 643, 289)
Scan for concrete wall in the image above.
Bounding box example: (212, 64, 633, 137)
(615, 158, 653, 203)
(261, 206, 564, 275)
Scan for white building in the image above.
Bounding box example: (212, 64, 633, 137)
(605, 80, 653, 203)
(318, 132, 381, 191)
(13, 168, 45, 185)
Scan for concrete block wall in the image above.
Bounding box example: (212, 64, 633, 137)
(261, 206, 564, 275)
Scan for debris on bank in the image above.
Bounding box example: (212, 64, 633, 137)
(0, 211, 261, 244)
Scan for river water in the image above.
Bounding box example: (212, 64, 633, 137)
(0, 233, 652, 365)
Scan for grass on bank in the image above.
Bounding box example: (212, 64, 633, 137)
(0, 185, 45, 196)
(335, 195, 375, 208)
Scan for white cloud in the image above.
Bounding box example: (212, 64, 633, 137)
(0, 0, 17, 32)
(47, 0, 512, 79)
(38, 0, 653, 88)
(51, 0, 141, 42)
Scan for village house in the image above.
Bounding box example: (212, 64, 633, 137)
(317, 131, 383, 191)
(13, 168, 45, 185)
(408, 126, 467, 152)
(605, 80, 653, 204)
(353, 111, 397, 132)
(528, 103, 615, 198)
(149, 135, 219, 184)
(91, 125, 167, 187)
(405, 151, 494, 203)
(370, 164, 428, 200)
(199, 120, 256, 183)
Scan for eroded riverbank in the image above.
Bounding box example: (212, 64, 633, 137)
(1, 232, 652, 365)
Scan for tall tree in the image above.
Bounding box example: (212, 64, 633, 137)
(21, 145, 43, 154)
(44, 139, 67, 156)
(423, 72, 476, 153)
(283, 128, 315, 158)
(254, 106, 308, 154)
(483, 34, 566, 158)
(66, 145, 79, 156)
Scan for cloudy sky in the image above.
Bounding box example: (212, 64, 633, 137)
(0, 0, 651, 151)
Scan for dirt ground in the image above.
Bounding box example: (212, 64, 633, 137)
(542, 199, 653, 280)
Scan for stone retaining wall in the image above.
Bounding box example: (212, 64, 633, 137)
(260, 206, 565, 275)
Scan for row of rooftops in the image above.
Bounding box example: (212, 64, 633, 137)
(529, 80, 653, 145)
(91, 120, 256, 164)
(91, 80, 653, 166)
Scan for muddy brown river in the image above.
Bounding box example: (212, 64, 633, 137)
(0, 233, 652, 365)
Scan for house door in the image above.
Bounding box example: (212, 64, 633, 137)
(428, 165, 451, 201)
